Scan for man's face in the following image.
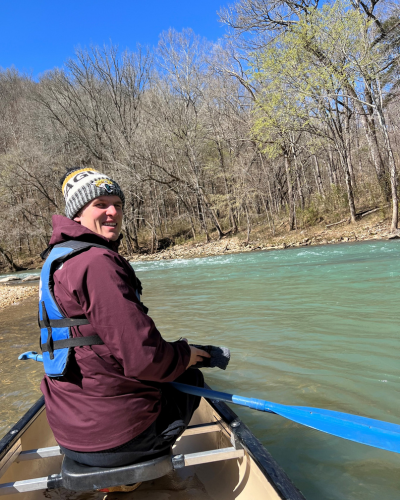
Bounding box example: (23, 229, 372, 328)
(74, 195, 123, 241)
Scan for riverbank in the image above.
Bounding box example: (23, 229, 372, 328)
(0, 285, 39, 310)
(1, 213, 399, 277)
(128, 214, 399, 262)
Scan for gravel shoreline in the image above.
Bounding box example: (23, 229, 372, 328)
(0, 285, 39, 310)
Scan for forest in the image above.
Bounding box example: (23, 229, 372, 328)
(0, 0, 399, 270)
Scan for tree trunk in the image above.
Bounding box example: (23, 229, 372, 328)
(261, 193, 275, 236)
(327, 150, 338, 186)
(196, 194, 210, 242)
(244, 203, 251, 244)
(373, 101, 398, 231)
(130, 217, 140, 252)
(313, 155, 325, 197)
(348, 83, 390, 200)
(337, 148, 357, 223)
(284, 152, 295, 230)
(218, 142, 238, 234)
(291, 145, 305, 210)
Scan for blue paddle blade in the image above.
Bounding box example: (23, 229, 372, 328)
(171, 383, 400, 454)
(233, 396, 400, 454)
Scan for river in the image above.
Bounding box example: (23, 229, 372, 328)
(1, 240, 399, 499)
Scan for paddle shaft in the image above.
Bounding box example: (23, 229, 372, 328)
(171, 382, 274, 413)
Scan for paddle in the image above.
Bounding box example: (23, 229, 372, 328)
(171, 382, 400, 454)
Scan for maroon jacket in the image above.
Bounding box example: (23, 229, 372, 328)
(40, 215, 191, 452)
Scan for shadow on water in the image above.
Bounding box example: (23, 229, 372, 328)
(0, 295, 42, 437)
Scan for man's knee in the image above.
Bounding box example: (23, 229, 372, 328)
(176, 368, 204, 387)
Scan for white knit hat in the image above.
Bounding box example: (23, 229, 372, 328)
(62, 168, 125, 219)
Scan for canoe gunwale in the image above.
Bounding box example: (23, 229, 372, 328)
(205, 391, 306, 500)
(0, 397, 45, 464)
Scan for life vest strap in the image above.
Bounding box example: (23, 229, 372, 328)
(38, 318, 90, 328)
(41, 335, 104, 353)
(41, 300, 54, 360)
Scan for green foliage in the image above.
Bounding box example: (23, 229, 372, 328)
(249, 0, 386, 156)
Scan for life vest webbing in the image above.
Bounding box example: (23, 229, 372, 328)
(39, 300, 104, 359)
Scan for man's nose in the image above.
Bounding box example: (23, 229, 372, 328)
(106, 205, 118, 216)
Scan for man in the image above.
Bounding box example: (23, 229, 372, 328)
(40, 167, 210, 467)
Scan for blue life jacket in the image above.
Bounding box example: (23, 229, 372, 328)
(39, 241, 108, 377)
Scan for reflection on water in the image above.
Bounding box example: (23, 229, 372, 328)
(1, 241, 400, 500)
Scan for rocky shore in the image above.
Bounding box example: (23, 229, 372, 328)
(0, 284, 39, 310)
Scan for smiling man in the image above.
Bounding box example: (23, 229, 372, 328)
(39, 167, 209, 469)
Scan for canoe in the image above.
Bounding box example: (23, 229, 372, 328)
(0, 388, 306, 499)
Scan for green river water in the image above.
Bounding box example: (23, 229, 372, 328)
(1, 240, 399, 499)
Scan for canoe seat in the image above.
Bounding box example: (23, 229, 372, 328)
(60, 453, 173, 491)
(0, 423, 245, 495)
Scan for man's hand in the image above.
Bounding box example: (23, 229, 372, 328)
(182, 339, 211, 368)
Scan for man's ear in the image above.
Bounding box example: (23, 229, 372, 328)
(74, 209, 83, 223)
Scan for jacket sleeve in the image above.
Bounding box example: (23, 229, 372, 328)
(65, 248, 191, 382)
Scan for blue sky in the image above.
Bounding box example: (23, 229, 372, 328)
(1, 0, 228, 77)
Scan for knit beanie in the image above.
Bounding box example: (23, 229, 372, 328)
(61, 168, 125, 219)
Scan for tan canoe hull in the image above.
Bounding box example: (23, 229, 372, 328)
(0, 394, 305, 499)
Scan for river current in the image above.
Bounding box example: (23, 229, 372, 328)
(1, 240, 399, 499)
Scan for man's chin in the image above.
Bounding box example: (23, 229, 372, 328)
(103, 230, 120, 241)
